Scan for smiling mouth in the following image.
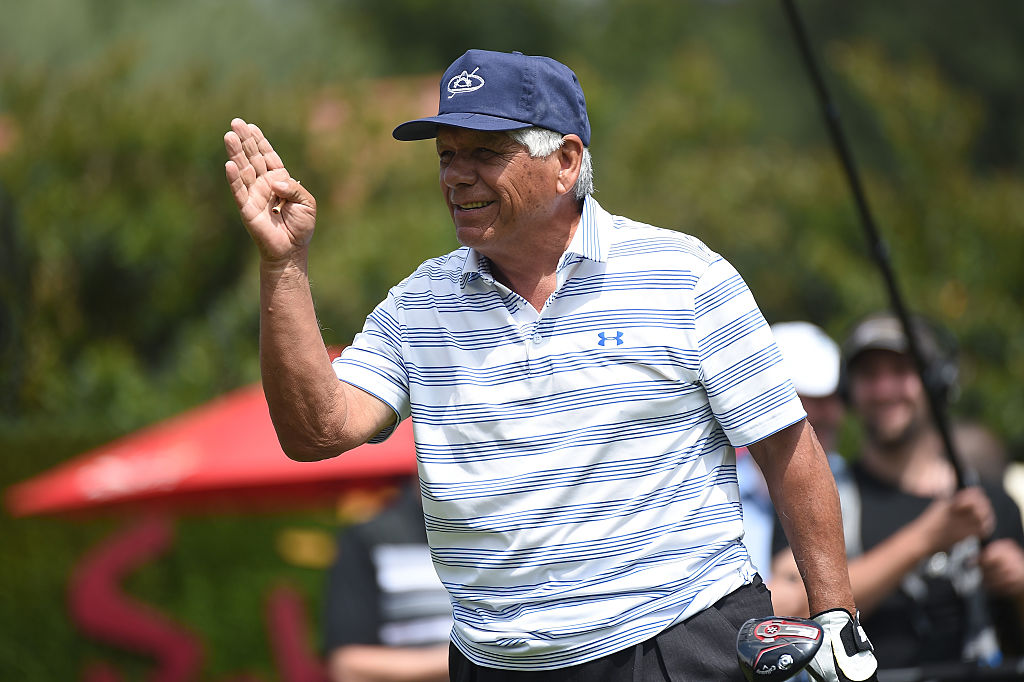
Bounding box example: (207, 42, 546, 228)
(455, 201, 494, 210)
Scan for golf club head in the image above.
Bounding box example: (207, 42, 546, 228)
(737, 616, 824, 682)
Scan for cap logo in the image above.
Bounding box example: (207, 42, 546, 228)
(447, 67, 484, 99)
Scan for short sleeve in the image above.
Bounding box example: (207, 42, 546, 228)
(332, 290, 410, 443)
(693, 257, 805, 447)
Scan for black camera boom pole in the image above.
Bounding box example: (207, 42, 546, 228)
(780, 0, 973, 490)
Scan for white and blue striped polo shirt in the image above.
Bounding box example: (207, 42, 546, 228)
(332, 196, 805, 670)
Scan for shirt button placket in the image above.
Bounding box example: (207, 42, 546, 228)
(517, 323, 533, 371)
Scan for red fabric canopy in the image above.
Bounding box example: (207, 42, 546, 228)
(5, 383, 416, 517)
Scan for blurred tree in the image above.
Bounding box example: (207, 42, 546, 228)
(0, 51, 265, 433)
(825, 43, 1024, 438)
(592, 39, 1024, 452)
(331, 0, 1024, 170)
(341, 0, 571, 73)
(1, 0, 380, 90)
(790, 0, 1024, 170)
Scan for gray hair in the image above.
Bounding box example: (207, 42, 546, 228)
(508, 127, 594, 201)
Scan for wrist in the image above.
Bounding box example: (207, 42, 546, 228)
(260, 250, 310, 280)
(810, 605, 856, 622)
(811, 607, 852, 620)
(906, 512, 943, 558)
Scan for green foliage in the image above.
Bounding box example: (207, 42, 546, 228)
(825, 44, 1024, 438)
(0, 51, 259, 428)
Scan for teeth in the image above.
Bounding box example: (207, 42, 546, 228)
(458, 201, 491, 209)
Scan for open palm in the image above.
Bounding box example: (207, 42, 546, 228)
(224, 118, 316, 262)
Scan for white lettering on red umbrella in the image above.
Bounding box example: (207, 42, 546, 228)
(75, 445, 200, 501)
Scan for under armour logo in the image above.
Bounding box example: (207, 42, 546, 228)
(447, 67, 484, 99)
(597, 331, 624, 346)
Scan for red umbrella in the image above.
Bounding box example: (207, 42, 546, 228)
(4, 383, 417, 517)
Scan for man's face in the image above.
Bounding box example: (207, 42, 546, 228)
(435, 127, 562, 259)
(848, 349, 928, 450)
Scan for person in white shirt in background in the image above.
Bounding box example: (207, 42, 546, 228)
(738, 321, 853, 595)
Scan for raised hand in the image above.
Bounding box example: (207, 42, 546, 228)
(224, 118, 316, 262)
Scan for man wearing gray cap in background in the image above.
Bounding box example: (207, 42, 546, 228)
(772, 312, 1024, 668)
(224, 49, 877, 681)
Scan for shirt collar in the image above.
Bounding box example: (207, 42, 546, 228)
(564, 195, 610, 264)
(458, 196, 612, 289)
(459, 247, 489, 289)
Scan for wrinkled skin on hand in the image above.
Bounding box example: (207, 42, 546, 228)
(224, 117, 317, 263)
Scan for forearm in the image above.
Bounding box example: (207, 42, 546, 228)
(771, 506, 935, 619)
(845, 518, 934, 617)
(326, 644, 449, 682)
(768, 549, 810, 617)
(259, 254, 353, 460)
(781, 477, 855, 617)
(752, 420, 856, 616)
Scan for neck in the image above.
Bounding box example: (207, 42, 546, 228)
(486, 200, 583, 312)
(490, 262, 559, 313)
(861, 427, 955, 497)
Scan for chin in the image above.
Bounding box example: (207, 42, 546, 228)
(453, 229, 477, 248)
(868, 418, 923, 451)
(454, 224, 491, 248)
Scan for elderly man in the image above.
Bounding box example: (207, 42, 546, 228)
(225, 49, 876, 681)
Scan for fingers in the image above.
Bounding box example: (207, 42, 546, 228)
(225, 117, 298, 220)
(225, 117, 315, 243)
(952, 487, 996, 538)
(224, 160, 248, 210)
(233, 119, 268, 177)
(224, 128, 257, 187)
(249, 123, 285, 171)
(920, 488, 996, 552)
(979, 539, 1024, 594)
(225, 118, 282, 186)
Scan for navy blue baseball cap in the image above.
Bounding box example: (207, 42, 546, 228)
(393, 49, 591, 146)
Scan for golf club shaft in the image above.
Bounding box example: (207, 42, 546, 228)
(779, 0, 973, 490)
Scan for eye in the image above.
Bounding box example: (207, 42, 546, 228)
(475, 147, 497, 159)
(438, 150, 453, 165)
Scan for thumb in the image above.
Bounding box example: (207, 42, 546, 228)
(271, 178, 312, 213)
(272, 177, 298, 194)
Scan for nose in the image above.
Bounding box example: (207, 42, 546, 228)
(441, 152, 475, 188)
(855, 369, 903, 405)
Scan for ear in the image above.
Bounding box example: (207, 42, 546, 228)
(554, 134, 584, 196)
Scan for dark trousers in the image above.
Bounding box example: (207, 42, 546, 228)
(449, 575, 773, 681)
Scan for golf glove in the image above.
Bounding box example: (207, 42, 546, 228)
(806, 609, 878, 682)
